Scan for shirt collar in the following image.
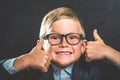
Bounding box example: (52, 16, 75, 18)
(64, 63, 74, 75)
(52, 63, 74, 74)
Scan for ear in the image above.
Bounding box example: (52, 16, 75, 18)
(80, 39, 87, 54)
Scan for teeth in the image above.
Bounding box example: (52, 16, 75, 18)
(56, 51, 72, 55)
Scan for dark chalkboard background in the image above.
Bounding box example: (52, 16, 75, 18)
(0, 0, 120, 59)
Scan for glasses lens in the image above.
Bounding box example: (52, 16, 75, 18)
(67, 33, 80, 45)
(44, 33, 82, 45)
(48, 33, 61, 45)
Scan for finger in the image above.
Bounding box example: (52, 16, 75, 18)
(85, 57, 92, 62)
(42, 60, 51, 72)
(45, 60, 50, 69)
(85, 53, 92, 62)
(36, 38, 44, 50)
(40, 66, 48, 72)
(47, 53, 52, 60)
(93, 29, 103, 41)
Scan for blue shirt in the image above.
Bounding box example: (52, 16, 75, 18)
(3, 58, 120, 80)
(3, 58, 18, 74)
(3, 58, 73, 80)
(53, 64, 73, 80)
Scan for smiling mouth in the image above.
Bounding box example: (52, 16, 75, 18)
(55, 51, 72, 55)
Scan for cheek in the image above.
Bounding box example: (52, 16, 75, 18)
(73, 45, 82, 54)
(74, 41, 86, 55)
(72, 45, 84, 58)
(48, 46, 56, 54)
(48, 46, 57, 59)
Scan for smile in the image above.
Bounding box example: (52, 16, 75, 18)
(55, 51, 72, 55)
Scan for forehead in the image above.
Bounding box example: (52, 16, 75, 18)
(51, 19, 82, 34)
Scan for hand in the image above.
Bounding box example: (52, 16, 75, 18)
(85, 29, 108, 62)
(28, 39, 51, 72)
(14, 39, 51, 72)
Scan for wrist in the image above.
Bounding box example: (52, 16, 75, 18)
(105, 46, 120, 64)
(13, 53, 30, 71)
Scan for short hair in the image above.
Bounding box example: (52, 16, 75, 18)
(39, 7, 85, 38)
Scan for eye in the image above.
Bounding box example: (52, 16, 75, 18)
(69, 36, 75, 39)
(68, 35, 79, 40)
(51, 36, 58, 39)
(49, 34, 61, 40)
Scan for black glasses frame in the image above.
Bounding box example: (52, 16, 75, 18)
(42, 33, 84, 45)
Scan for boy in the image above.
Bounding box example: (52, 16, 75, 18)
(0, 7, 120, 80)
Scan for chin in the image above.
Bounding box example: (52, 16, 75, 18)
(55, 61, 73, 68)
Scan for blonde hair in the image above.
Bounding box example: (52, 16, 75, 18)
(39, 7, 85, 38)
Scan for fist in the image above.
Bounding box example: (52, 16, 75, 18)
(28, 39, 51, 72)
(85, 29, 107, 62)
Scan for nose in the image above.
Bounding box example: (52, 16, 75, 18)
(59, 37, 68, 47)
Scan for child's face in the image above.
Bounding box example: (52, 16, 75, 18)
(45, 19, 86, 67)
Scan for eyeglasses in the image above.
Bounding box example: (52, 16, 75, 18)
(42, 33, 84, 45)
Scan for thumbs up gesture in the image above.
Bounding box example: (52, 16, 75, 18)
(85, 29, 120, 64)
(14, 39, 51, 72)
(85, 29, 110, 62)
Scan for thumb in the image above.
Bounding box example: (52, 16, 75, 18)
(93, 29, 103, 41)
(37, 38, 44, 50)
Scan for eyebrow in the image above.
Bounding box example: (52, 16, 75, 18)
(50, 30, 81, 34)
(50, 31, 59, 34)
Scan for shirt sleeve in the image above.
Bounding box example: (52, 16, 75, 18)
(3, 58, 18, 74)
